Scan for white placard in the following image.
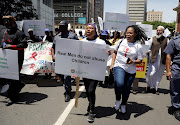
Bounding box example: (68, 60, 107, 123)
(98, 16, 104, 31)
(0, 49, 19, 80)
(23, 20, 46, 36)
(164, 28, 171, 37)
(141, 45, 150, 56)
(16, 21, 24, 31)
(55, 38, 109, 81)
(137, 24, 153, 38)
(104, 12, 135, 31)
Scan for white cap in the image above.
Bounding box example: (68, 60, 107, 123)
(28, 29, 33, 32)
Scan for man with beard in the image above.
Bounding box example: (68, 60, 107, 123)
(0, 16, 27, 106)
(146, 26, 168, 95)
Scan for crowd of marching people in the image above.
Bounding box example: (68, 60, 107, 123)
(0, 15, 180, 122)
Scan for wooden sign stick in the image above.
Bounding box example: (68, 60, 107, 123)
(75, 77, 80, 108)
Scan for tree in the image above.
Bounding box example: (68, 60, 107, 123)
(0, 0, 38, 21)
(142, 21, 176, 34)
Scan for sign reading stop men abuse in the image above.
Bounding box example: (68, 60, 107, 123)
(0, 49, 19, 80)
(55, 38, 109, 81)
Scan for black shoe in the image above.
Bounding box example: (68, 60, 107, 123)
(146, 87, 151, 93)
(64, 91, 71, 102)
(174, 109, 180, 121)
(6, 99, 15, 106)
(87, 112, 95, 123)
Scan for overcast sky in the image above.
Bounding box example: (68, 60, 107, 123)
(104, 0, 179, 23)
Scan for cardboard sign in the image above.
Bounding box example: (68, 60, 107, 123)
(137, 24, 153, 38)
(23, 20, 46, 36)
(55, 38, 109, 81)
(104, 12, 136, 31)
(20, 42, 54, 75)
(135, 57, 147, 78)
(0, 49, 19, 80)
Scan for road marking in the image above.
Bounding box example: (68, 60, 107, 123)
(54, 86, 85, 125)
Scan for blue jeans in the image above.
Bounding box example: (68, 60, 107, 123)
(113, 67, 136, 105)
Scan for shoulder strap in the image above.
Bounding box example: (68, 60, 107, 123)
(117, 38, 124, 50)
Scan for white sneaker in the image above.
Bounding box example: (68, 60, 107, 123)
(121, 105, 126, 113)
(114, 100, 120, 110)
(0, 84, 9, 93)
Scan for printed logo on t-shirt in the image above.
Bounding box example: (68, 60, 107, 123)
(123, 46, 131, 57)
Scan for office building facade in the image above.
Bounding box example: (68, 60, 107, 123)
(53, 0, 104, 29)
(31, 0, 54, 31)
(126, 0, 147, 22)
(147, 10, 163, 22)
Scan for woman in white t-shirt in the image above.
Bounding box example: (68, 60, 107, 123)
(110, 25, 148, 113)
(81, 23, 106, 122)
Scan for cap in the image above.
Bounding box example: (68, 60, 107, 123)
(2, 15, 16, 21)
(28, 28, 33, 32)
(45, 28, 50, 32)
(59, 21, 68, 26)
(101, 30, 108, 36)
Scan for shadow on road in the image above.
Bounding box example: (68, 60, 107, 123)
(94, 101, 153, 120)
(133, 87, 170, 94)
(17, 92, 48, 105)
(116, 101, 153, 120)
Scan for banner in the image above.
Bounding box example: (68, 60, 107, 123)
(135, 57, 147, 78)
(23, 20, 46, 36)
(98, 16, 104, 31)
(20, 42, 54, 75)
(55, 38, 109, 81)
(0, 49, 19, 80)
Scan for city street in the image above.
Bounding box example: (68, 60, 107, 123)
(0, 75, 179, 125)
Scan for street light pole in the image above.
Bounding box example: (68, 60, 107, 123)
(73, 6, 82, 29)
(74, 6, 75, 28)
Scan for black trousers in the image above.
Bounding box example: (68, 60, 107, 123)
(83, 78, 98, 112)
(0, 78, 7, 86)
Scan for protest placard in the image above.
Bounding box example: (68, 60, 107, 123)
(0, 49, 19, 80)
(137, 24, 153, 38)
(23, 20, 46, 36)
(135, 57, 147, 78)
(20, 42, 54, 75)
(104, 12, 136, 31)
(55, 38, 109, 81)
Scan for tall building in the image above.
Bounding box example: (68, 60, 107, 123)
(94, 0, 104, 24)
(147, 10, 163, 22)
(31, 0, 54, 31)
(53, 0, 104, 29)
(126, 0, 147, 22)
(54, 0, 87, 29)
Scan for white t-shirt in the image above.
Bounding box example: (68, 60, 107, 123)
(81, 38, 106, 45)
(114, 39, 143, 74)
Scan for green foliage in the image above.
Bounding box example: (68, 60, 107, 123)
(0, 0, 38, 21)
(142, 21, 176, 34)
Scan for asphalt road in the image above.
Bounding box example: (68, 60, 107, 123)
(0, 74, 179, 125)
